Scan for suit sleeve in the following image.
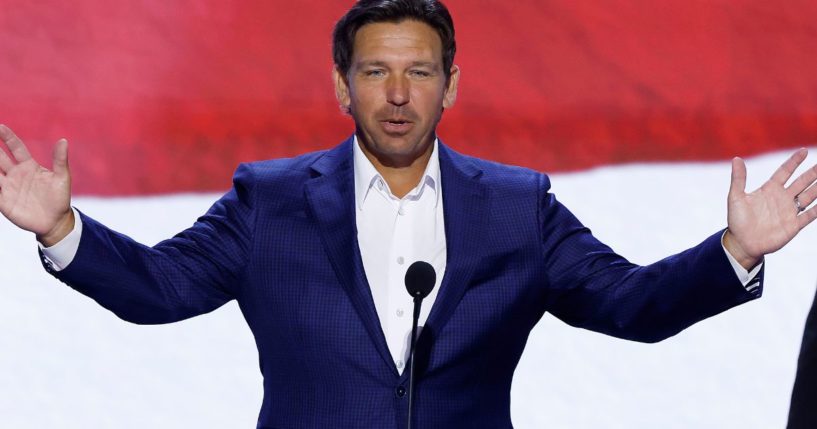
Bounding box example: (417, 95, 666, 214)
(537, 174, 762, 343)
(43, 164, 257, 324)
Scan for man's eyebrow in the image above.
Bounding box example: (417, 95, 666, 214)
(409, 61, 437, 68)
(411, 61, 440, 69)
(356, 60, 439, 68)
(357, 60, 389, 68)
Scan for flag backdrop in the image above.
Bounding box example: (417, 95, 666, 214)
(2, 0, 816, 195)
(2, 1, 817, 428)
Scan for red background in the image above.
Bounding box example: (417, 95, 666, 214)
(2, 0, 816, 195)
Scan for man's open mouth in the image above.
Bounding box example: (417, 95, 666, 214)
(381, 120, 413, 134)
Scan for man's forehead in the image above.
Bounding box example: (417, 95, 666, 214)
(352, 20, 443, 62)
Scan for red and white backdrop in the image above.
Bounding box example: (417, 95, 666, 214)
(2, 1, 817, 428)
(2, 0, 816, 195)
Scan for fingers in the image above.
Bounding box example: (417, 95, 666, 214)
(795, 178, 817, 230)
(52, 138, 69, 176)
(729, 157, 747, 199)
(787, 162, 817, 197)
(770, 148, 808, 186)
(798, 204, 817, 230)
(0, 124, 32, 163)
(0, 147, 12, 173)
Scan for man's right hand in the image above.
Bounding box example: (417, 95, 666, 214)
(0, 125, 73, 247)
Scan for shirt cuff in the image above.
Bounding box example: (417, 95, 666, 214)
(721, 230, 763, 291)
(38, 207, 83, 272)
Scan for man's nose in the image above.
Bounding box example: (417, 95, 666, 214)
(386, 76, 410, 106)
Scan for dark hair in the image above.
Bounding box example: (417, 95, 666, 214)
(332, 0, 456, 78)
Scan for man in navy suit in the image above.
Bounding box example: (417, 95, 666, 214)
(788, 288, 817, 428)
(2, 0, 817, 427)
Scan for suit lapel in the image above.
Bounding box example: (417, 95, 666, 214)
(304, 138, 489, 377)
(304, 138, 396, 374)
(425, 142, 488, 340)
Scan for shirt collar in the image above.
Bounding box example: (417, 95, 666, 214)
(353, 135, 441, 211)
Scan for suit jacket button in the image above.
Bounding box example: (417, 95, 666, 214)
(395, 386, 406, 398)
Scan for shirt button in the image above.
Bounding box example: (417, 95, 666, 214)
(397, 256, 404, 265)
(395, 386, 406, 398)
(397, 360, 405, 369)
(396, 308, 404, 317)
(398, 206, 406, 216)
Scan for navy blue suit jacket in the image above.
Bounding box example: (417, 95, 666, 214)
(48, 138, 762, 428)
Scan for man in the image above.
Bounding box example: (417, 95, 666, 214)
(1, 0, 816, 427)
(788, 287, 817, 428)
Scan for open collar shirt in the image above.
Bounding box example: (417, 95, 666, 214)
(353, 136, 446, 374)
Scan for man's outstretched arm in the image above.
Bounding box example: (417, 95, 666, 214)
(540, 148, 817, 342)
(0, 125, 251, 324)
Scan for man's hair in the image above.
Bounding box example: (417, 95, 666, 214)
(332, 0, 456, 79)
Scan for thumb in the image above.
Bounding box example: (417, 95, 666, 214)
(729, 157, 747, 200)
(52, 138, 69, 176)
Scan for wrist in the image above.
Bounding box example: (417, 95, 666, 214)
(37, 209, 75, 247)
(723, 229, 762, 270)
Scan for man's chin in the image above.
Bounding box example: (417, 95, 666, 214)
(361, 136, 433, 168)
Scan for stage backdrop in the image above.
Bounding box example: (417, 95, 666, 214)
(2, 0, 816, 195)
(3, 2, 817, 429)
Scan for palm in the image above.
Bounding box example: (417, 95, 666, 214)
(726, 149, 817, 265)
(1, 159, 70, 235)
(0, 125, 71, 238)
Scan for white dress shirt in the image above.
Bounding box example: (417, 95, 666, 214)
(40, 140, 762, 374)
(353, 136, 446, 374)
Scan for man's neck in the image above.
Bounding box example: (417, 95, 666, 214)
(357, 138, 435, 199)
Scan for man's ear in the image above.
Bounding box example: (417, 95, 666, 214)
(442, 65, 460, 109)
(333, 66, 351, 114)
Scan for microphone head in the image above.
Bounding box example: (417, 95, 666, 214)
(405, 261, 436, 299)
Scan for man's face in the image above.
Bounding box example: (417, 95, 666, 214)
(334, 20, 459, 167)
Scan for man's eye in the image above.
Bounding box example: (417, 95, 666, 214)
(410, 70, 431, 77)
(365, 70, 385, 77)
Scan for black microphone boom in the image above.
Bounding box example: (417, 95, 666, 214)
(404, 261, 436, 429)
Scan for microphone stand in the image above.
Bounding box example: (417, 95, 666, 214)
(407, 296, 422, 429)
(403, 260, 435, 429)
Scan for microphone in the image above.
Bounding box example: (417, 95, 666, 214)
(404, 261, 436, 429)
(405, 261, 436, 300)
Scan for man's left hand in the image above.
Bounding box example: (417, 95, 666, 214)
(724, 148, 817, 270)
